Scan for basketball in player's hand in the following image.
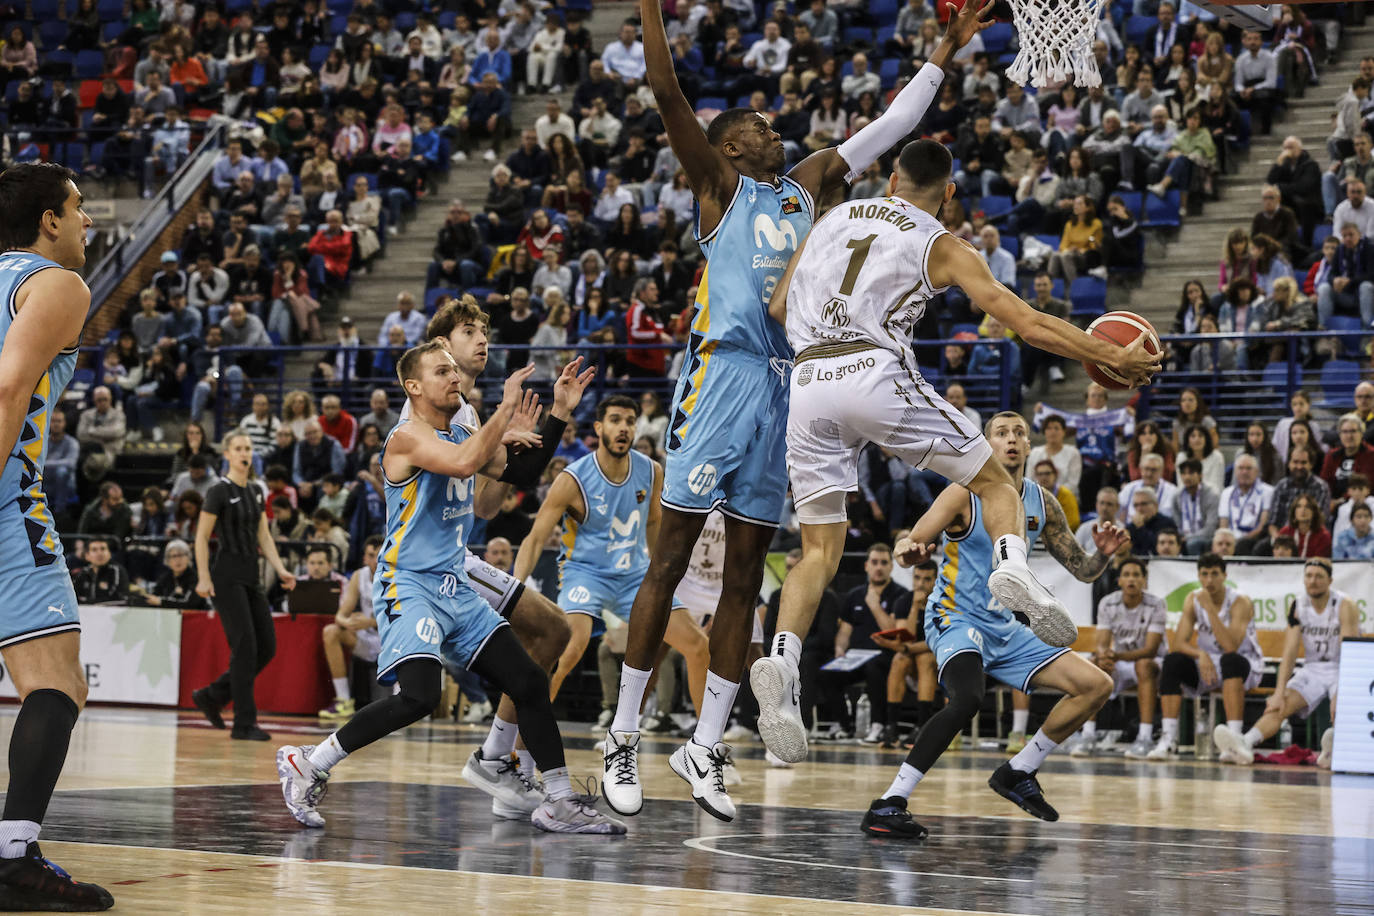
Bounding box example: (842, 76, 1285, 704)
(1082, 311, 1161, 391)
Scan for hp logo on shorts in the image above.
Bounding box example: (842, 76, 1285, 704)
(966, 627, 985, 651)
(796, 364, 814, 387)
(687, 463, 718, 496)
(438, 574, 460, 598)
(415, 617, 442, 645)
(568, 586, 591, 604)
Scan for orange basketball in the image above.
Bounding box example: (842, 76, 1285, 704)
(1082, 311, 1161, 391)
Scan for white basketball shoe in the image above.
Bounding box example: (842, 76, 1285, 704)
(669, 739, 736, 822)
(1212, 725, 1255, 765)
(276, 744, 328, 828)
(600, 730, 643, 816)
(989, 561, 1078, 647)
(750, 655, 808, 763)
(461, 750, 546, 818)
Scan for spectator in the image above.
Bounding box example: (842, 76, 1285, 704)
(294, 419, 347, 502)
(1233, 29, 1279, 134)
(77, 386, 127, 482)
(527, 12, 566, 93)
(826, 544, 909, 742)
(1332, 472, 1374, 540)
(307, 210, 355, 291)
(78, 482, 132, 540)
(1120, 451, 1180, 523)
(71, 539, 129, 605)
(168, 453, 220, 508)
(1177, 421, 1225, 494)
(554, 425, 591, 463)
(579, 96, 623, 167)
(1168, 386, 1219, 451)
(1048, 196, 1103, 286)
(508, 130, 553, 202)
(533, 249, 573, 300)
(358, 389, 399, 436)
(1320, 413, 1374, 503)
(236, 393, 282, 460)
(305, 514, 350, 563)
(484, 164, 526, 244)
(1267, 135, 1322, 238)
(1329, 78, 1371, 164)
(807, 90, 847, 153)
(46, 411, 80, 517)
(1317, 222, 1374, 330)
(1355, 382, 1374, 447)
(1175, 457, 1220, 554)
(1277, 493, 1331, 558)
(1250, 233, 1293, 297)
(431, 200, 485, 289)
(143, 539, 207, 609)
(1125, 488, 1175, 556)
(529, 302, 571, 381)
(1304, 235, 1340, 298)
(1019, 273, 1069, 388)
(1075, 486, 1119, 550)
(1333, 501, 1374, 559)
(1028, 414, 1082, 496)
(463, 72, 513, 162)
(1126, 420, 1176, 481)
(1034, 460, 1080, 529)
(1146, 106, 1214, 216)
(601, 21, 646, 85)
(1332, 179, 1374, 241)
(743, 20, 791, 99)
(992, 82, 1041, 142)
(1122, 69, 1165, 135)
(1126, 104, 1177, 192)
(152, 251, 188, 305)
(319, 394, 358, 452)
(1269, 447, 1331, 548)
(945, 382, 981, 430)
(1251, 185, 1301, 261)
(535, 96, 577, 147)
(516, 209, 564, 262)
(1323, 132, 1372, 219)
(485, 489, 533, 544)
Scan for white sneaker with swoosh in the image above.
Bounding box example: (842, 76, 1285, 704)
(669, 739, 736, 822)
(750, 655, 808, 763)
(275, 744, 328, 828)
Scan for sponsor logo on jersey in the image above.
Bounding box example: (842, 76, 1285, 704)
(687, 463, 718, 496)
(809, 356, 876, 383)
(416, 616, 443, 645)
(796, 364, 814, 387)
(966, 627, 985, 651)
(635, 488, 646, 504)
(610, 511, 641, 539)
(753, 213, 798, 252)
(447, 477, 472, 503)
(821, 298, 851, 327)
(781, 196, 802, 215)
(437, 573, 460, 598)
(567, 585, 592, 603)
(1028, 515, 1040, 532)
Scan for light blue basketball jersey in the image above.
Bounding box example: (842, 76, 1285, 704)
(376, 422, 474, 586)
(558, 450, 655, 581)
(692, 173, 814, 361)
(0, 251, 78, 570)
(927, 479, 1048, 641)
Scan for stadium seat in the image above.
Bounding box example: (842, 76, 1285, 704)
(982, 22, 1014, 55)
(1141, 188, 1182, 229)
(1125, 14, 1154, 45)
(96, 0, 123, 20)
(1310, 223, 1332, 248)
(74, 50, 105, 79)
(1068, 276, 1106, 317)
(1261, 362, 1301, 406)
(426, 288, 459, 312)
(1317, 359, 1362, 408)
(1325, 315, 1363, 358)
(1000, 235, 1020, 258)
(844, 26, 874, 46)
(326, 0, 352, 11)
(78, 79, 103, 109)
(309, 44, 332, 69)
(696, 96, 728, 112)
(978, 195, 1013, 219)
(876, 26, 896, 47)
(870, 0, 900, 24)
(394, 11, 417, 31)
(32, 0, 60, 16)
(37, 21, 68, 49)
(1115, 190, 1144, 218)
(879, 59, 900, 89)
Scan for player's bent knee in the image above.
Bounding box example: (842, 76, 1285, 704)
(322, 624, 341, 643)
(1159, 652, 1190, 694)
(1219, 652, 1250, 682)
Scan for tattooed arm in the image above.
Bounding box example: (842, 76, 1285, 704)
(1038, 484, 1129, 582)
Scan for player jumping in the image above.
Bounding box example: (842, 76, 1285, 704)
(751, 138, 1160, 763)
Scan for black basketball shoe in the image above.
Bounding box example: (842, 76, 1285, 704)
(988, 763, 1059, 822)
(0, 842, 113, 911)
(860, 796, 928, 841)
(191, 687, 225, 729)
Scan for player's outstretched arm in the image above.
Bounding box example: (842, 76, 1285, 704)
(931, 236, 1161, 388)
(640, 0, 736, 230)
(894, 485, 970, 567)
(788, 0, 994, 197)
(397, 365, 533, 480)
(1039, 484, 1127, 582)
(513, 471, 581, 581)
(0, 269, 88, 462)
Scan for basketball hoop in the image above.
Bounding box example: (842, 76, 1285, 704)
(1005, 0, 1104, 88)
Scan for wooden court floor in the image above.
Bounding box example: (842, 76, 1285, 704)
(6, 707, 1373, 915)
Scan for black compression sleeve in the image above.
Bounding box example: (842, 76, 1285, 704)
(498, 415, 567, 486)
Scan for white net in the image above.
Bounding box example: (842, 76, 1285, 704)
(1006, 0, 1105, 88)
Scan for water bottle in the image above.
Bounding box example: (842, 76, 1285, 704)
(1195, 725, 1213, 760)
(856, 695, 871, 737)
(1279, 719, 1293, 749)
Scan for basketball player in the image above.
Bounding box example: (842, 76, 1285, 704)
(0, 164, 113, 911)
(861, 412, 1128, 840)
(276, 345, 623, 834)
(418, 298, 596, 821)
(1147, 554, 1264, 762)
(603, 0, 997, 824)
(1213, 558, 1357, 767)
(512, 396, 711, 718)
(317, 535, 383, 720)
(1070, 557, 1167, 759)
(751, 139, 1160, 764)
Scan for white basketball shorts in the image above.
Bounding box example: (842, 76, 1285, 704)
(1285, 664, 1338, 717)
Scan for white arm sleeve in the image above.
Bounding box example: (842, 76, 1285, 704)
(836, 62, 946, 183)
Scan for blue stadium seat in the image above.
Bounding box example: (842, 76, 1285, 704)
(309, 43, 332, 69)
(394, 11, 417, 31)
(981, 22, 1014, 55)
(357, 172, 378, 190)
(844, 26, 874, 45)
(951, 323, 980, 337)
(438, 10, 457, 29)
(74, 50, 105, 79)
(1115, 190, 1144, 217)
(37, 20, 68, 49)
(1068, 276, 1106, 317)
(1141, 188, 1181, 229)
(1261, 362, 1301, 405)
(1317, 359, 1362, 408)
(978, 194, 1013, 219)
(96, 0, 123, 20)
(870, 0, 900, 25)
(1310, 223, 1332, 248)
(426, 287, 459, 311)
(1125, 15, 1154, 45)
(1033, 233, 1059, 252)
(326, 0, 352, 11)
(1000, 235, 1020, 258)
(1326, 315, 1363, 358)
(696, 96, 728, 111)
(876, 26, 896, 47)
(879, 58, 900, 89)
(100, 20, 123, 42)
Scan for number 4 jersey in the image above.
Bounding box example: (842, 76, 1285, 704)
(558, 450, 656, 582)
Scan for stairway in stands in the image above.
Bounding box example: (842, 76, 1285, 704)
(1125, 20, 1373, 335)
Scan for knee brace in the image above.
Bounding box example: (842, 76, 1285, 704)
(1219, 652, 1250, 682)
(1158, 652, 1192, 696)
(940, 654, 986, 723)
(395, 660, 442, 718)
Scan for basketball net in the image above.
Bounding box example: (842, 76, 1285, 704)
(1006, 0, 1104, 88)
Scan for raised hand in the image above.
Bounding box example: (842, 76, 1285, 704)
(1091, 519, 1130, 556)
(510, 388, 541, 435)
(501, 364, 537, 411)
(1115, 335, 1163, 388)
(553, 356, 598, 415)
(894, 536, 938, 569)
(501, 429, 543, 450)
(945, 0, 996, 49)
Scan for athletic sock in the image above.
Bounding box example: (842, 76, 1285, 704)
(3, 688, 78, 829)
(1227, 719, 1243, 736)
(772, 631, 802, 671)
(883, 763, 925, 800)
(694, 672, 741, 748)
(543, 767, 572, 802)
(1011, 708, 1029, 735)
(993, 534, 1028, 568)
(332, 678, 351, 701)
(1161, 718, 1179, 743)
(1081, 721, 1098, 739)
(516, 749, 536, 776)
(1137, 723, 1153, 741)
(1008, 729, 1059, 772)
(481, 715, 518, 760)
(1243, 727, 1264, 749)
(0, 821, 39, 859)
(307, 734, 348, 773)
(610, 664, 652, 734)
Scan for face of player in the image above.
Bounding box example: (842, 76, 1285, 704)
(595, 407, 637, 458)
(865, 549, 891, 587)
(723, 113, 785, 174)
(987, 416, 1029, 477)
(911, 566, 936, 605)
(50, 180, 93, 270)
(1303, 563, 1331, 599)
(1197, 564, 1226, 593)
(364, 542, 379, 573)
(225, 435, 254, 474)
(444, 321, 489, 376)
(1118, 563, 1145, 600)
(411, 350, 464, 412)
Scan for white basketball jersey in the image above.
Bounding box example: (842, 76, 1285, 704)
(352, 564, 374, 618)
(1097, 591, 1167, 655)
(1288, 589, 1344, 670)
(397, 394, 479, 430)
(785, 196, 949, 358)
(1195, 586, 1263, 665)
(676, 509, 726, 612)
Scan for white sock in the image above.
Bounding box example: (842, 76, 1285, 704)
(1008, 728, 1059, 772)
(1081, 721, 1098, 738)
(993, 534, 1028, 568)
(1243, 727, 1264, 748)
(481, 715, 518, 760)
(1138, 722, 1153, 741)
(332, 677, 351, 701)
(1011, 708, 1029, 735)
(693, 672, 740, 748)
(517, 748, 536, 776)
(1227, 720, 1243, 736)
(611, 664, 652, 734)
(307, 734, 348, 773)
(772, 631, 802, 672)
(1161, 718, 1179, 742)
(542, 766, 572, 801)
(0, 820, 39, 859)
(883, 763, 924, 800)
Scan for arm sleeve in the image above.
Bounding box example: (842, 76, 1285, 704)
(498, 415, 568, 486)
(836, 62, 945, 183)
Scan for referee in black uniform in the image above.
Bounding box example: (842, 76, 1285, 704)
(191, 433, 296, 740)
